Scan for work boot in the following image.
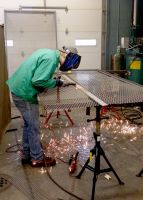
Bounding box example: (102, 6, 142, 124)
(30, 157, 56, 167)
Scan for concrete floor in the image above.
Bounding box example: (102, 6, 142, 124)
(1, 106, 143, 200)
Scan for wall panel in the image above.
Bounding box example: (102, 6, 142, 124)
(1, 0, 103, 71)
(5, 11, 57, 77)
(0, 25, 11, 139)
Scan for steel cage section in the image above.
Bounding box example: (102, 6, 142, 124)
(39, 75, 97, 127)
(39, 81, 97, 111)
(65, 70, 143, 106)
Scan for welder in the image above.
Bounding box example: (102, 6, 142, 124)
(6, 46, 81, 167)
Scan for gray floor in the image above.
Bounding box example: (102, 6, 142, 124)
(1, 106, 143, 200)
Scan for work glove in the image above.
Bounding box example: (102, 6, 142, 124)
(56, 78, 64, 87)
(55, 77, 76, 87)
(33, 85, 46, 93)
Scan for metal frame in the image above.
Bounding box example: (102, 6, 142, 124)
(64, 69, 143, 200)
(65, 70, 143, 106)
(62, 74, 107, 106)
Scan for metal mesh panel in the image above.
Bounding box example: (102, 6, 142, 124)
(66, 70, 143, 105)
(39, 84, 97, 111)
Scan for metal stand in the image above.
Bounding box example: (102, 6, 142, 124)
(136, 168, 143, 177)
(101, 106, 121, 120)
(44, 87, 74, 127)
(76, 106, 124, 200)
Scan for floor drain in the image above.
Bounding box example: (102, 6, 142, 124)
(0, 174, 12, 191)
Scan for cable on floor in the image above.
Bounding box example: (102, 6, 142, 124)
(121, 107, 143, 125)
(5, 143, 22, 153)
(44, 155, 85, 200)
(5, 133, 85, 200)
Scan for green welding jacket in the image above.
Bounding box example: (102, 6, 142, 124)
(6, 49, 60, 103)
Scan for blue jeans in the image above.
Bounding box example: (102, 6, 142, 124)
(12, 93, 44, 160)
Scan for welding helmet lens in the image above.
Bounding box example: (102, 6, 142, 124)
(59, 53, 81, 71)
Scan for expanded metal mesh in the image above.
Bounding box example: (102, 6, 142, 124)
(66, 70, 143, 105)
(39, 84, 97, 111)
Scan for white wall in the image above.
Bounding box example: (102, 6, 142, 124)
(5, 11, 57, 77)
(0, 0, 103, 69)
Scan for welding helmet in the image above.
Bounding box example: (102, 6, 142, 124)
(59, 46, 81, 71)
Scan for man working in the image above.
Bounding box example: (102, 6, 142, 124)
(6, 46, 81, 167)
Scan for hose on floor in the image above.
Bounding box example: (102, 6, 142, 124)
(121, 107, 143, 125)
(44, 154, 85, 200)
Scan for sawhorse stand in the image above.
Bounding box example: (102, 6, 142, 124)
(44, 87, 74, 127)
(76, 106, 124, 200)
(101, 105, 121, 120)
